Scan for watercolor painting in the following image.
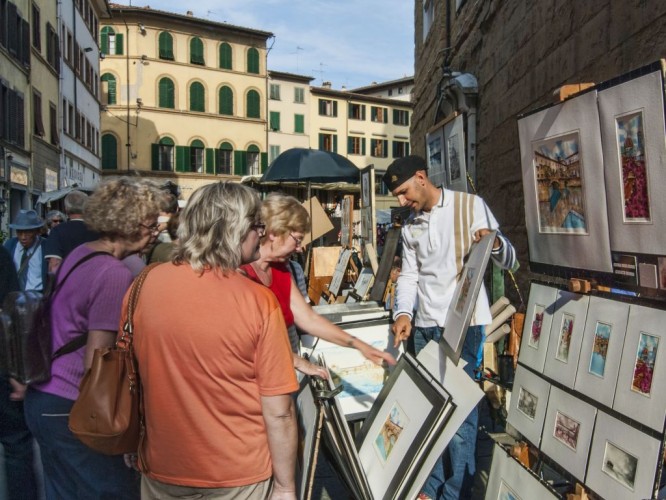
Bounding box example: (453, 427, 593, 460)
(373, 402, 409, 464)
(631, 332, 659, 396)
(528, 305, 545, 349)
(533, 132, 587, 234)
(589, 321, 612, 378)
(517, 387, 538, 420)
(497, 480, 522, 500)
(555, 314, 575, 363)
(454, 267, 475, 315)
(616, 111, 651, 222)
(553, 411, 581, 451)
(448, 134, 461, 182)
(602, 441, 638, 491)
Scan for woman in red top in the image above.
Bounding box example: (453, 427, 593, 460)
(241, 193, 396, 368)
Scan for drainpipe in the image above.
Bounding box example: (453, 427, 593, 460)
(119, 11, 131, 172)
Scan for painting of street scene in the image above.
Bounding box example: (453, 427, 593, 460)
(631, 332, 659, 396)
(602, 441, 638, 491)
(589, 321, 612, 378)
(528, 305, 545, 349)
(517, 387, 538, 420)
(553, 411, 581, 451)
(448, 133, 461, 182)
(616, 111, 651, 222)
(373, 402, 409, 464)
(555, 314, 575, 363)
(454, 267, 475, 315)
(497, 480, 522, 500)
(533, 132, 587, 233)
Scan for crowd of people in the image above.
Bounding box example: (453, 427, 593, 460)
(0, 153, 515, 500)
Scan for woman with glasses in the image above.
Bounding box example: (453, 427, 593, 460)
(241, 193, 396, 368)
(45, 210, 67, 234)
(23, 177, 166, 500)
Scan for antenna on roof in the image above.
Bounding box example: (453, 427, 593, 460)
(290, 46, 304, 72)
(312, 62, 326, 85)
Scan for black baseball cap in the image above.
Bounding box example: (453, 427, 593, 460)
(382, 155, 427, 192)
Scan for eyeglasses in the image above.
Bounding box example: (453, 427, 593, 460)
(140, 222, 160, 234)
(289, 233, 304, 247)
(52, 219, 63, 224)
(251, 222, 266, 235)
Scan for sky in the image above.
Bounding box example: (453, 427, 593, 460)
(126, 0, 415, 90)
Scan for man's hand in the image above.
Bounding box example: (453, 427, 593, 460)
(9, 378, 27, 401)
(392, 315, 412, 348)
(473, 228, 500, 250)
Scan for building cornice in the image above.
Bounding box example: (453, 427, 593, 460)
(310, 86, 413, 107)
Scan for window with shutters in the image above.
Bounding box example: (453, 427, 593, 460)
(66, 31, 73, 63)
(349, 103, 365, 120)
(68, 103, 74, 135)
(393, 109, 409, 126)
(376, 173, 389, 195)
(269, 111, 280, 131)
(158, 77, 175, 109)
(319, 133, 336, 153)
(247, 144, 260, 175)
(318, 99, 337, 117)
(100, 26, 115, 55)
(190, 37, 204, 65)
(101, 73, 117, 105)
(393, 140, 409, 158)
(155, 137, 174, 171)
(294, 114, 304, 134)
(246, 90, 260, 118)
(371, 106, 388, 123)
(158, 31, 174, 60)
(45, 23, 59, 71)
(190, 140, 204, 173)
(219, 43, 232, 69)
(269, 84, 280, 100)
(294, 87, 304, 104)
(189, 82, 205, 112)
(32, 90, 44, 136)
(348, 137, 365, 155)
(31, 4, 40, 51)
(101, 134, 118, 169)
(247, 47, 259, 74)
(371, 139, 388, 158)
(269, 145, 280, 163)
(216, 142, 233, 175)
(218, 86, 233, 115)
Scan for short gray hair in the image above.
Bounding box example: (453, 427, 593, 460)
(64, 190, 88, 215)
(174, 182, 261, 272)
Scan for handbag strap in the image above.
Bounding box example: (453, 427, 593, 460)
(117, 263, 160, 351)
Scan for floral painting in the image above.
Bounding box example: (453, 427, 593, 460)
(616, 111, 650, 222)
(555, 314, 575, 363)
(631, 332, 658, 396)
(528, 305, 545, 349)
(373, 402, 409, 464)
(589, 321, 612, 378)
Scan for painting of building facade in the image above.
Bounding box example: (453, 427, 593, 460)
(616, 111, 650, 222)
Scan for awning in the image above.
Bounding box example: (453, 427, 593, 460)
(35, 186, 95, 205)
(240, 175, 360, 192)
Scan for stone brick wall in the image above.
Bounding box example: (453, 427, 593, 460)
(412, 0, 666, 298)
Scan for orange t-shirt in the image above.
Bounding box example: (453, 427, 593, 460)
(130, 263, 298, 488)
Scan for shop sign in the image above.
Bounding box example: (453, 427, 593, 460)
(10, 166, 28, 186)
(45, 169, 58, 192)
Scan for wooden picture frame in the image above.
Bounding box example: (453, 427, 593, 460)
(507, 364, 551, 447)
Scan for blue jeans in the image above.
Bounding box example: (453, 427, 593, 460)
(23, 388, 140, 500)
(0, 376, 38, 500)
(413, 325, 484, 500)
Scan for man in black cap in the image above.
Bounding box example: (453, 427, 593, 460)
(383, 155, 516, 500)
(3, 210, 48, 292)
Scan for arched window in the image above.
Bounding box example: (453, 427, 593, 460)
(152, 137, 174, 171)
(219, 43, 232, 70)
(158, 31, 174, 60)
(217, 141, 233, 175)
(218, 86, 233, 115)
(190, 82, 205, 112)
(101, 134, 117, 169)
(190, 139, 205, 173)
(101, 73, 117, 105)
(247, 47, 259, 74)
(246, 90, 260, 118)
(190, 37, 204, 65)
(158, 77, 175, 108)
(100, 26, 123, 55)
(247, 144, 260, 176)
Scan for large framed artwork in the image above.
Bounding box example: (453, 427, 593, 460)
(518, 283, 558, 374)
(484, 443, 559, 500)
(360, 165, 377, 258)
(506, 365, 551, 447)
(355, 352, 455, 500)
(542, 291, 590, 388)
(573, 296, 630, 408)
(426, 121, 447, 188)
(296, 378, 322, 500)
(518, 90, 612, 273)
(443, 114, 468, 192)
(612, 304, 666, 431)
(440, 231, 496, 364)
(540, 387, 597, 481)
(585, 411, 661, 500)
(301, 319, 402, 420)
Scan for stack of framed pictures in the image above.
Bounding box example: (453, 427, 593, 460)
(296, 378, 323, 500)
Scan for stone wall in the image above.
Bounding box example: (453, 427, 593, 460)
(412, 0, 666, 298)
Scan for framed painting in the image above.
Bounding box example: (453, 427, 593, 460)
(612, 304, 666, 431)
(345, 268, 375, 303)
(540, 387, 597, 481)
(518, 283, 558, 374)
(355, 352, 455, 500)
(340, 194, 354, 249)
(426, 123, 446, 189)
(518, 90, 612, 273)
(574, 296, 630, 408)
(506, 364, 551, 447)
(598, 65, 666, 257)
(443, 114, 468, 192)
(369, 228, 401, 303)
(542, 291, 590, 388)
(311, 302, 389, 325)
(328, 248, 352, 297)
(484, 443, 558, 500)
(585, 411, 661, 500)
(296, 378, 322, 500)
(440, 231, 496, 365)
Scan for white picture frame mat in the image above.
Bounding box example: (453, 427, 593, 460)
(612, 304, 666, 432)
(444, 114, 467, 192)
(507, 364, 552, 447)
(540, 386, 597, 481)
(574, 296, 630, 408)
(518, 283, 559, 373)
(542, 291, 590, 388)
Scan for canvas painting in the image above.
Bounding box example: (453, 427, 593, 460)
(589, 321, 611, 378)
(528, 305, 545, 349)
(631, 332, 658, 397)
(448, 133, 461, 182)
(601, 441, 638, 491)
(555, 313, 575, 363)
(373, 402, 409, 464)
(497, 481, 522, 500)
(516, 387, 537, 420)
(616, 111, 650, 222)
(553, 411, 580, 451)
(533, 132, 587, 234)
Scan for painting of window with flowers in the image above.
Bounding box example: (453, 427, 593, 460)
(631, 332, 658, 397)
(616, 111, 651, 222)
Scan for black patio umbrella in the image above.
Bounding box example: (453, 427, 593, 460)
(261, 148, 360, 184)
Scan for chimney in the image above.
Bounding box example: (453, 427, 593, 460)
(341, 85, 347, 91)
(186, 10, 193, 16)
(322, 81, 332, 89)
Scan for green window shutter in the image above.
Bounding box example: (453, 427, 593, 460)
(151, 143, 159, 170)
(107, 77, 116, 105)
(347, 137, 353, 154)
(219, 86, 233, 115)
(406, 143, 410, 155)
(115, 33, 123, 55)
(190, 82, 204, 112)
(190, 37, 204, 65)
(294, 114, 304, 133)
(318, 100, 325, 115)
(318, 134, 324, 150)
(384, 108, 389, 123)
(383, 140, 388, 157)
(175, 146, 187, 172)
(362, 138, 366, 155)
(333, 101, 338, 117)
(246, 90, 260, 118)
(101, 134, 117, 169)
(333, 135, 337, 153)
(393, 109, 398, 125)
(392, 141, 397, 158)
(159, 32, 174, 60)
(270, 111, 280, 131)
(371, 107, 376, 121)
(205, 148, 215, 174)
(361, 105, 366, 120)
(261, 152, 268, 173)
(234, 151, 247, 175)
(247, 48, 259, 74)
(219, 43, 232, 69)
(159, 78, 174, 108)
(100, 29, 109, 54)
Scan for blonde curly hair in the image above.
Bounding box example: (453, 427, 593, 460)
(261, 193, 310, 237)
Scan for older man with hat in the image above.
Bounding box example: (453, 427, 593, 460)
(4, 210, 48, 292)
(383, 155, 516, 500)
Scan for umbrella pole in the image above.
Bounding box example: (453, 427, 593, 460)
(305, 180, 313, 280)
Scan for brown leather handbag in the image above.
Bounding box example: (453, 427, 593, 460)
(68, 264, 156, 455)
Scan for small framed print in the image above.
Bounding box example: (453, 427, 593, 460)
(613, 304, 666, 431)
(540, 387, 596, 481)
(443, 115, 468, 192)
(585, 411, 661, 500)
(518, 283, 558, 374)
(507, 365, 551, 447)
(543, 291, 590, 388)
(574, 297, 630, 408)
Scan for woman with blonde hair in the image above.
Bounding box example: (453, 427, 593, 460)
(242, 193, 396, 367)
